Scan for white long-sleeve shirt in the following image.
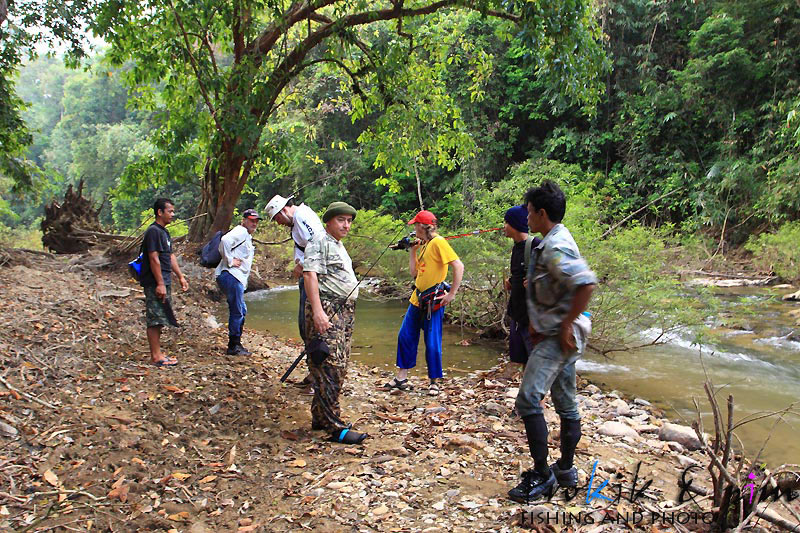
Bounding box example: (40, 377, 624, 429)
(214, 225, 254, 289)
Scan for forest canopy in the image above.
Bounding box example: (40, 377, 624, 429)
(1, 0, 799, 256)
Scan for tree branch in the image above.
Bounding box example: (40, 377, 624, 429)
(166, 0, 227, 139)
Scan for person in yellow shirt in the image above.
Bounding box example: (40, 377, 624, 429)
(383, 210, 464, 395)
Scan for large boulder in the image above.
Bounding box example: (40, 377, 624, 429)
(658, 423, 703, 451)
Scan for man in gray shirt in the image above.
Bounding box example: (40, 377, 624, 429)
(216, 209, 260, 355)
(508, 181, 597, 503)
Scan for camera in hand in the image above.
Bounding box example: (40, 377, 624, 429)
(389, 231, 418, 250)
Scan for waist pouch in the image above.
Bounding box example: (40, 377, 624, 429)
(306, 338, 330, 365)
(416, 282, 451, 316)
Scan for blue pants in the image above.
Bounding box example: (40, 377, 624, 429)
(217, 271, 246, 338)
(298, 277, 307, 342)
(515, 336, 581, 420)
(396, 303, 444, 380)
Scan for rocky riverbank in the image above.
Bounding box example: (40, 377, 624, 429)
(0, 249, 796, 532)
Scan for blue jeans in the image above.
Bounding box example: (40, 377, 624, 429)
(217, 271, 246, 338)
(298, 277, 307, 342)
(396, 304, 444, 380)
(515, 336, 581, 420)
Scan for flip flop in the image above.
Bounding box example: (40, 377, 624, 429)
(330, 428, 368, 444)
(153, 357, 179, 367)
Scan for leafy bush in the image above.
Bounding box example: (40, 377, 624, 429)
(439, 158, 712, 352)
(744, 222, 800, 281)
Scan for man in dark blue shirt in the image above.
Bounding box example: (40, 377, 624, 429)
(141, 198, 189, 366)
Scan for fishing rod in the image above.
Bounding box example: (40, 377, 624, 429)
(280, 222, 408, 382)
(389, 227, 502, 250)
(445, 227, 502, 240)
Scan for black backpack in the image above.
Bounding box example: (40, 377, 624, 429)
(198, 230, 245, 268)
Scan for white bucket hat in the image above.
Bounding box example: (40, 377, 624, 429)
(265, 194, 292, 220)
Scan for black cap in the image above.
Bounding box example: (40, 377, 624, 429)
(242, 209, 262, 220)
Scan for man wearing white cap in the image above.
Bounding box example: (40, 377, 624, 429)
(265, 194, 325, 390)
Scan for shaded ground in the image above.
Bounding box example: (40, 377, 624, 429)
(1, 248, 794, 532)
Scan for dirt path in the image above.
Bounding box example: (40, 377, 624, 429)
(1, 250, 793, 532)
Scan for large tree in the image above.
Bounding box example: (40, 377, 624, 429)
(94, 0, 606, 240)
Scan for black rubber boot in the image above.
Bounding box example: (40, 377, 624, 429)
(226, 336, 239, 355)
(234, 341, 251, 356)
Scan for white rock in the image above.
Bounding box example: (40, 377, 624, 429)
(677, 455, 699, 468)
(597, 421, 639, 439)
(634, 398, 651, 406)
(432, 501, 446, 511)
(782, 289, 800, 301)
(611, 398, 631, 415)
(579, 395, 599, 408)
(0, 421, 18, 438)
(584, 384, 601, 394)
(659, 423, 703, 451)
(505, 388, 519, 399)
(668, 441, 685, 453)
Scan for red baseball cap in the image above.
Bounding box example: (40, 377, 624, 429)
(408, 210, 437, 225)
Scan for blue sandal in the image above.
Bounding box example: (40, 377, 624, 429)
(330, 428, 368, 444)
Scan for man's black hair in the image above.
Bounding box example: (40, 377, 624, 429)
(524, 180, 566, 223)
(154, 198, 174, 217)
(285, 198, 295, 208)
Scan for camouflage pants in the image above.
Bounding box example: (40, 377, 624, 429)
(144, 284, 172, 328)
(304, 298, 355, 431)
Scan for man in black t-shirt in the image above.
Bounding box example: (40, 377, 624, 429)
(503, 205, 540, 366)
(141, 198, 189, 366)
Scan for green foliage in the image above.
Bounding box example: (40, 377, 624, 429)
(745, 222, 800, 282)
(0, 0, 94, 188)
(438, 159, 711, 351)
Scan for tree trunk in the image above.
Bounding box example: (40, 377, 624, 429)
(0, 0, 7, 27)
(187, 149, 247, 242)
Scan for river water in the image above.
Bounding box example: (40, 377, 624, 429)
(236, 286, 799, 466)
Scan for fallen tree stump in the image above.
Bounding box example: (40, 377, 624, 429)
(41, 181, 105, 254)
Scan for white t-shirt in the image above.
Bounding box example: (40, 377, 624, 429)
(215, 225, 255, 289)
(291, 204, 324, 264)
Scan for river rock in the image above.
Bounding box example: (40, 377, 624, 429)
(579, 396, 599, 408)
(634, 398, 651, 407)
(505, 387, 519, 399)
(482, 402, 505, 417)
(584, 384, 601, 394)
(444, 435, 486, 451)
(787, 309, 800, 319)
(677, 455, 699, 468)
(0, 421, 18, 437)
(610, 398, 631, 415)
(598, 421, 639, 439)
(782, 289, 800, 301)
(659, 423, 703, 450)
(668, 441, 685, 453)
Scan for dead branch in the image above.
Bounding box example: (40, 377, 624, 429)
(0, 375, 57, 410)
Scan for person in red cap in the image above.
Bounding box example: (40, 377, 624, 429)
(383, 210, 464, 395)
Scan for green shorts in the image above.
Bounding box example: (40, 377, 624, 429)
(144, 285, 172, 328)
